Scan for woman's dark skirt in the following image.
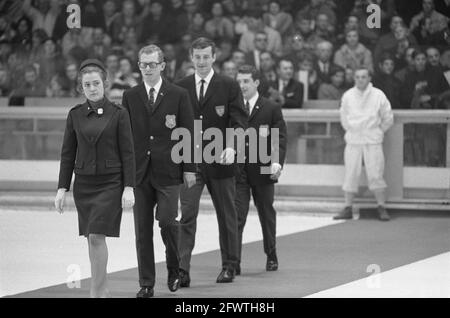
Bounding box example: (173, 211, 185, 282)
(73, 173, 123, 237)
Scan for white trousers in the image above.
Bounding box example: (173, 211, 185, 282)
(343, 144, 387, 193)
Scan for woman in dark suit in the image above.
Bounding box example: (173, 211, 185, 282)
(54, 59, 136, 298)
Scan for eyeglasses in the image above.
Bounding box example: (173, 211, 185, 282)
(138, 61, 163, 69)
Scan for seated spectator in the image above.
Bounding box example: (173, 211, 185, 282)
(215, 39, 233, 65)
(262, 1, 293, 37)
(37, 37, 65, 84)
(231, 49, 246, 68)
(317, 65, 346, 100)
(388, 25, 416, 71)
(350, 0, 385, 49)
(334, 29, 373, 74)
(260, 51, 277, 83)
(401, 50, 450, 108)
(105, 53, 120, 90)
(29, 28, 48, 64)
(10, 64, 46, 98)
(245, 31, 269, 71)
(395, 47, 416, 83)
(0, 40, 13, 65)
(426, 47, 448, 71)
(205, 1, 235, 41)
(291, 13, 313, 47)
(308, 13, 335, 49)
(163, 44, 182, 82)
(11, 17, 33, 48)
(102, 0, 120, 36)
(314, 40, 338, 85)
(374, 16, 418, 65)
(110, 56, 140, 99)
(62, 61, 80, 98)
(298, 0, 337, 28)
(88, 28, 112, 62)
(373, 53, 403, 109)
(238, 10, 283, 57)
(297, 52, 320, 100)
(0, 14, 15, 43)
(140, 0, 177, 45)
(268, 58, 304, 108)
(409, 0, 449, 46)
(22, 0, 61, 37)
(187, 12, 210, 41)
(221, 60, 238, 79)
(344, 68, 355, 89)
(81, 0, 107, 29)
(284, 33, 312, 68)
(6, 49, 29, 89)
(110, 0, 143, 45)
(46, 73, 69, 98)
(0, 65, 11, 97)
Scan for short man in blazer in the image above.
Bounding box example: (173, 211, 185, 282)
(270, 58, 304, 108)
(176, 37, 248, 285)
(122, 45, 196, 298)
(235, 65, 287, 274)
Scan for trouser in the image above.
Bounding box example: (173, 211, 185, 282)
(179, 171, 239, 272)
(343, 144, 387, 193)
(134, 168, 180, 287)
(235, 166, 276, 264)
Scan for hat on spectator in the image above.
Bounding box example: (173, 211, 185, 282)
(79, 59, 106, 73)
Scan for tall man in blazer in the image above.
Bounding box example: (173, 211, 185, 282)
(122, 45, 196, 298)
(176, 37, 248, 285)
(235, 65, 287, 274)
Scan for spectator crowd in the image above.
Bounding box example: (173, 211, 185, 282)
(0, 0, 449, 109)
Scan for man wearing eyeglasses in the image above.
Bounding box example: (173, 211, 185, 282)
(122, 45, 196, 298)
(245, 31, 269, 72)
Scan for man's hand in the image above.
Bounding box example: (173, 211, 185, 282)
(270, 163, 282, 181)
(122, 187, 135, 209)
(220, 148, 236, 165)
(183, 172, 197, 188)
(55, 188, 67, 214)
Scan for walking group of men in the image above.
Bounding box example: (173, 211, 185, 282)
(123, 37, 288, 298)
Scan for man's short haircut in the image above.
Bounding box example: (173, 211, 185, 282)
(329, 65, 345, 77)
(237, 64, 261, 81)
(316, 40, 333, 51)
(138, 44, 165, 63)
(277, 57, 294, 68)
(354, 66, 372, 77)
(412, 49, 426, 59)
(190, 37, 216, 56)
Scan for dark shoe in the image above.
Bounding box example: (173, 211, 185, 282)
(168, 269, 180, 292)
(136, 287, 154, 298)
(333, 206, 353, 220)
(377, 206, 390, 221)
(235, 264, 241, 276)
(179, 269, 190, 288)
(266, 259, 278, 271)
(216, 268, 235, 283)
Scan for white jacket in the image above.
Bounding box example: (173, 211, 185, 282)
(340, 83, 394, 145)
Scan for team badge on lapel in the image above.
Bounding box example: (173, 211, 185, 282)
(215, 105, 225, 117)
(259, 125, 270, 138)
(165, 115, 176, 129)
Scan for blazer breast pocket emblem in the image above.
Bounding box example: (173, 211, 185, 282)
(259, 125, 270, 138)
(286, 92, 294, 98)
(165, 114, 176, 129)
(215, 105, 225, 117)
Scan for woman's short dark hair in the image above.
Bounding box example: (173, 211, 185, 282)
(77, 65, 108, 94)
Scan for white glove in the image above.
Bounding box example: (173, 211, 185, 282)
(55, 188, 67, 214)
(220, 148, 236, 165)
(270, 163, 282, 180)
(122, 187, 135, 209)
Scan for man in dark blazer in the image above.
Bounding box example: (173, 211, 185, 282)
(244, 31, 269, 72)
(235, 65, 287, 274)
(176, 37, 248, 286)
(313, 40, 337, 85)
(122, 45, 196, 298)
(270, 58, 304, 108)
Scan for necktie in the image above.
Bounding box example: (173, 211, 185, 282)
(148, 87, 155, 112)
(245, 100, 250, 115)
(199, 79, 205, 104)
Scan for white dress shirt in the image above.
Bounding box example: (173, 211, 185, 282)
(143, 76, 162, 100)
(195, 69, 214, 100)
(244, 92, 259, 116)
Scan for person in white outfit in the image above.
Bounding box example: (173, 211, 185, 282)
(334, 67, 394, 221)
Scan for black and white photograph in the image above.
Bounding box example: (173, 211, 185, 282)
(0, 0, 449, 304)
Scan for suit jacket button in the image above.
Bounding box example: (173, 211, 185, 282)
(199, 115, 203, 119)
(150, 136, 154, 140)
(147, 151, 151, 155)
